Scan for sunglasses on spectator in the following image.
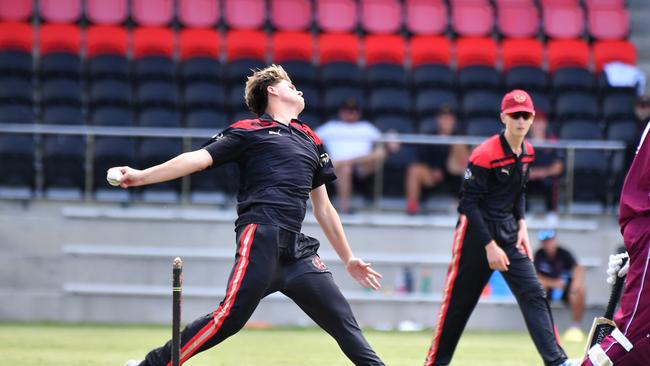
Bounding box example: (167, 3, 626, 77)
(507, 112, 533, 120)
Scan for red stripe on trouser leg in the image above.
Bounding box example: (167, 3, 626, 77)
(169, 224, 258, 366)
(425, 215, 468, 366)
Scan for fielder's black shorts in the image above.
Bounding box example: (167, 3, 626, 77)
(425, 215, 568, 366)
(142, 223, 384, 366)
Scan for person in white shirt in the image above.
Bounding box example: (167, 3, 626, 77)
(316, 98, 385, 213)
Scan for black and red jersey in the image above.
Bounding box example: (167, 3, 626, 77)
(458, 132, 535, 246)
(202, 113, 336, 232)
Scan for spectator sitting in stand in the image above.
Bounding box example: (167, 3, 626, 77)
(534, 229, 586, 343)
(527, 113, 564, 225)
(316, 97, 385, 214)
(405, 107, 468, 215)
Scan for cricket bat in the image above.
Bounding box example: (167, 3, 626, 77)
(583, 257, 628, 356)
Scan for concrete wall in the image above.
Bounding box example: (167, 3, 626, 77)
(1, 200, 624, 331)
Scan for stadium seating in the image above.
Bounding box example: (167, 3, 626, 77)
(375, 115, 417, 198)
(502, 38, 547, 92)
(316, 0, 358, 33)
(465, 118, 504, 137)
(86, 26, 129, 80)
(451, 0, 494, 37)
(542, 0, 585, 39)
(132, 0, 174, 26)
(405, 0, 447, 35)
(270, 0, 312, 31)
(179, 28, 221, 83)
(0, 0, 32, 21)
(319, 33, 361, 86)
(225, 30, 267, 84)
(415, 89, 459, 118)
(456, 37, 500, 90)
(410, 36, 453, 90)
(496, 0, 539, 38)
(586, 1, 629, 40)
(39, 24, 82, 80)
(224, 0, 266, 29)
(0, 22, 33, 78)
(40, 0, 82, 23)
(178, 0, 221, 28)
(272, 32, 316, 86)
(361, 0, 402, 34)
(86, 0, 128, 25)
(368, 88, 411, 117)
(364, 35, 406, 88)
(593, 40, 636, 72)
(132, 27, 176, 82)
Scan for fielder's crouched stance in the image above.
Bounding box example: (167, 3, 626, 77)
(424, 90, 569, 366)
(116, 65, 384, 366)
(580, 122, 650, 366)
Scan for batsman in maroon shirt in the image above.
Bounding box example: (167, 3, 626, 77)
(581, 121, 650, 366)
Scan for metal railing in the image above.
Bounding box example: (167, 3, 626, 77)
(0, 123, 627, 212)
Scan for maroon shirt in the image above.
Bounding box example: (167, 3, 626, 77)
(619, 121, 650, 232)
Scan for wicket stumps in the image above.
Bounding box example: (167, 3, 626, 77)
(172, 257, 183, 366)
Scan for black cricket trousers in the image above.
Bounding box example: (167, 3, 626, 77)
(142, 223, 384, 366)
(424, 215, 568, 366)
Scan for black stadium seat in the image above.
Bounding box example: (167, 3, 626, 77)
(414, 89, 458, 118)
(368, 88, 411, 117)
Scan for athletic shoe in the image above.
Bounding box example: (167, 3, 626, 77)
(563, 326, 586, 342)
(123, 360, 142, 366)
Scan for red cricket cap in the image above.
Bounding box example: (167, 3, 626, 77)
(501, 89, 535, 114)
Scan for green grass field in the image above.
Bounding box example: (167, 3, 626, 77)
(0, 323, 585, 366)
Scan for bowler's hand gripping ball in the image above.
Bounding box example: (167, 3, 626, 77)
(106, 168, 123, 186)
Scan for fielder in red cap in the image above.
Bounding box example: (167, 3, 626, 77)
(424, 90, 571, 366)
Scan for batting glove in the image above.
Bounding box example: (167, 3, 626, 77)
(606, 252, 630, 285)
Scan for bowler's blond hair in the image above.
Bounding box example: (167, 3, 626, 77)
(244, 64, 291, 116)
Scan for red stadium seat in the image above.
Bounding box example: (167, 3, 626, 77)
(271, 0, 312, 31)
(86, 0, 128, 25)
(451, 0, 494, 37)
(132, 0, 174, 26)
(39, 23, 80, 55)
(180, 28, 220, 60)
(40, 0, 82, 23)
(456, 37, 497, 69)
(318, 32, 359, 64)
(502, 38, 543, 70)
(410, 36, 451, 67)
(316, 0, 358, 33)
(86, 25, 128, 58)
(0, 22, 32, 51)
(542, 2, 585, 39)
(587, 5, 629, 40)
(179, 0, 221, 28)
(224, 0, 266, 29)
(272, 32, 313, 62)
(547, 39, 590, 72)
(360, 0, 402, 34)
(405, 0, 447, 35)
(584, 0, 624, 6)
(133, 27, 174, 59)
(497, 1, 540, 38)
(364, 35, 405, 65)
(593, 40, 636, 72)
(0, 0, 32, 21)
(225, 30, 267, 61)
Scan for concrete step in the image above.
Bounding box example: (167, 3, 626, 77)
(59, 283, 605, 331)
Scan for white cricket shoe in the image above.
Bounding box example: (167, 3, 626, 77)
(123, 360, 142, 366)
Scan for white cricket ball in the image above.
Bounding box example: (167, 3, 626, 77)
(106, 168, 123, 186)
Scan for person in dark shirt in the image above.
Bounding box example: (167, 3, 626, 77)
(405, 107, 468, 215)
(116, 65, 385, 366)
(423, 90, 569, 366)
(533, 229, 585, 342)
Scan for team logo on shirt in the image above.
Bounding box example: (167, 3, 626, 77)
(312, 256, 328, 271)
(212, 133, 224, 141)
(319, 153, 330, 167)
(269, 130, 282, 136)
(463, 168, 472, 180)
(500, 167, 510, 175)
